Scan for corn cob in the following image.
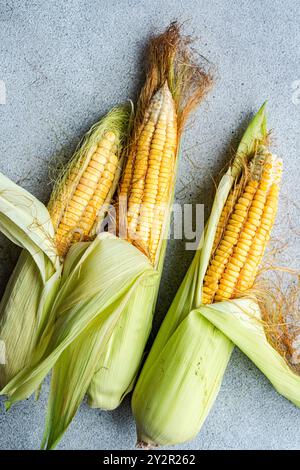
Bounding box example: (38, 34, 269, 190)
(48, 108, 129, 258)
(132, 104, 290, 448)
(87, 22, 212, 411)
(87, 84, 179, 410)
(202, 147, 282, 304)
(0, 106, 129, 391)
(119, 83, 177, 264)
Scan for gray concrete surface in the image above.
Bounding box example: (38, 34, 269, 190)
(0, 0, 300, 450)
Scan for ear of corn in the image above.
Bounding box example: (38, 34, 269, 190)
(132, 103, 286, 447)
(202, 146, 282, 303)
(48, 105, 130, 257)
(86, 22, 212, 412)
(87, 84, 180, 410)
(0, 105, 129, 391)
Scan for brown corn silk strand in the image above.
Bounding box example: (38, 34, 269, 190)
(254, 271, 300, 374)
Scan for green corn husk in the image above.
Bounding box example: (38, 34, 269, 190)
(132, 103, 279, 447)
(43, 236, 159, 449)
(2, 234, 157, 449)
(87, 245, 163, 410)
(1, 23, 212, 449)
(0, 105, 130, 391)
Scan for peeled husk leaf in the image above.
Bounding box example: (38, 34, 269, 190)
(0, 251, 60, 388)
(132, 103, 272, 447)
(87, 267, 159, 410)
(198, 297, 300, 408)
(0, 172, 59, 274)
(0, 173, 60, 388)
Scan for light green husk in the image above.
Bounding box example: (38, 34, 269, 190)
(1, 234, 157, 448)
(87, 232, 166, 410)
(198, 299, 300, 408)
(132, 103, 279, 447)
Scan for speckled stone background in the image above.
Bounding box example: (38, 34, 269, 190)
(0, 0, 300, 450)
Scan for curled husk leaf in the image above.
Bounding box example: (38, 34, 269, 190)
(0, 172, 60, 389)
(199, 290, 300, 407)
